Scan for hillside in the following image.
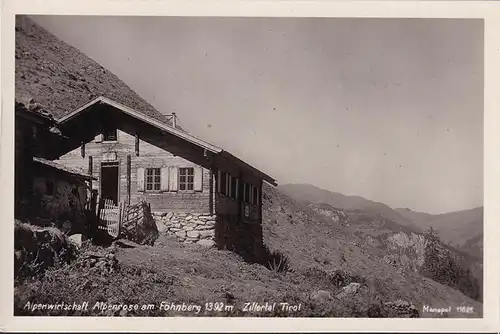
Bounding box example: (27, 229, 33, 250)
(15, 185, 482, 318)
(261, 185, 482, 314)
(278, 183, 483, 301)
(15, 16, 171, 124)
(280, 183, 483, 259)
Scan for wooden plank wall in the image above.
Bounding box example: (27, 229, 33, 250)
(57, 128, 212, 213)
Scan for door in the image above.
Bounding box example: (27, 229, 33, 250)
(100, 162, 119, 205)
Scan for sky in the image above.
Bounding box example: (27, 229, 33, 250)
(31, 16, 484, 214)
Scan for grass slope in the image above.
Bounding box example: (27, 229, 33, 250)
(15, 186, 482, 318)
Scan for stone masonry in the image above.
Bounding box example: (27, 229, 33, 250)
(152, 212, 216, 247)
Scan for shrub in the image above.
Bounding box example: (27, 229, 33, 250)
(259, 244, 291, 273)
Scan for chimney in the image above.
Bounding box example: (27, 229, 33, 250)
(172, 112, 177, 128)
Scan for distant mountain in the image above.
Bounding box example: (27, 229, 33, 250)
(277, 183, 483, 302)
(279, 183, 483, 259)
(263, 184, 483, 310)
(396, 207, 483, 259)
(278, 183, 421, 232)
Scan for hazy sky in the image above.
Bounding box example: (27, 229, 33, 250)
(31, 16, 484, 214)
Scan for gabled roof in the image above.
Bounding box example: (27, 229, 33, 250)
(57, 96, 277, 186)
(59, 96, 223, 154)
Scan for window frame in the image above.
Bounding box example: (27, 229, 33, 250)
(244, 182, 251, 204)
(229, 175, 238, 200)
(179, 167, 195, 192)
(252, 185, 259, 206)
(145, 167, 161, 192)
(220, 171, 228, 196)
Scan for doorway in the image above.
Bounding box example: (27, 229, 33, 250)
(100, 162, 119, 205)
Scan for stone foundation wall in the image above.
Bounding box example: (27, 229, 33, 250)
(152, 212, 216, 247)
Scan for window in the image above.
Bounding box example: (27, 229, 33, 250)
(45, 180, 54, 196)
(102, 120, 117, 141)
(244, 182, 251, 203)
(252, 185, 259, 206)
(179, 167, 194, 191)
(230, 176, 238, 199)
(146, 168, 161, 191)
(220, 172, 228, 195)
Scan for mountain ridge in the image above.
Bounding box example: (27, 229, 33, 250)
(279, 183, 483, 260)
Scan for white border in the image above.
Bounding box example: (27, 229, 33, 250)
(1, 1, 499, 332)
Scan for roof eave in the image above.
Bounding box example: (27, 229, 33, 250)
(57, 96, 222, 154)
(220, 151, 277, 186)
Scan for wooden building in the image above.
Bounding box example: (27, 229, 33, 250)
(54, 96, 277, 257)
(15, 100, 96, 235)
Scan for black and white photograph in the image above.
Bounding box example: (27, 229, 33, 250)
(2, 1, 500, 331)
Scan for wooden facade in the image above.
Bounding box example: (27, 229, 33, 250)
(51, 96, 276, 257)
(54, 97, 276, 222)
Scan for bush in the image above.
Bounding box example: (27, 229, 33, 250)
(259, 244, 291, 273)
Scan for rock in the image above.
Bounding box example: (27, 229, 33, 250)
(156, 222, 168, 233)
(197, 239, 215, 248)
(199, 229, 215, 238)
(336, 282, 361, 299)
(175, 231, 186, 238)
(194, 220, 205, 225)
(185, 215, 193, 221)
(382, 300, 419, 318)
(166, 212, 174, 220)
(310, 290, 332, 302)
(184, 226, 194, 231)
(106, 253, 115, 260)
(187, 230, 200, 239)
(196, 225, 214, 231)
(68, 234, 82, 248)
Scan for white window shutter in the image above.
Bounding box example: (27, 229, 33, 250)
(194, 166, 203, 192)
(137, 167, 145, 192)
(160, 167, 169, 191)
(169, 166, 178, 191)
(95, 134, 103, 143)
(217, 170, 221, 193)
